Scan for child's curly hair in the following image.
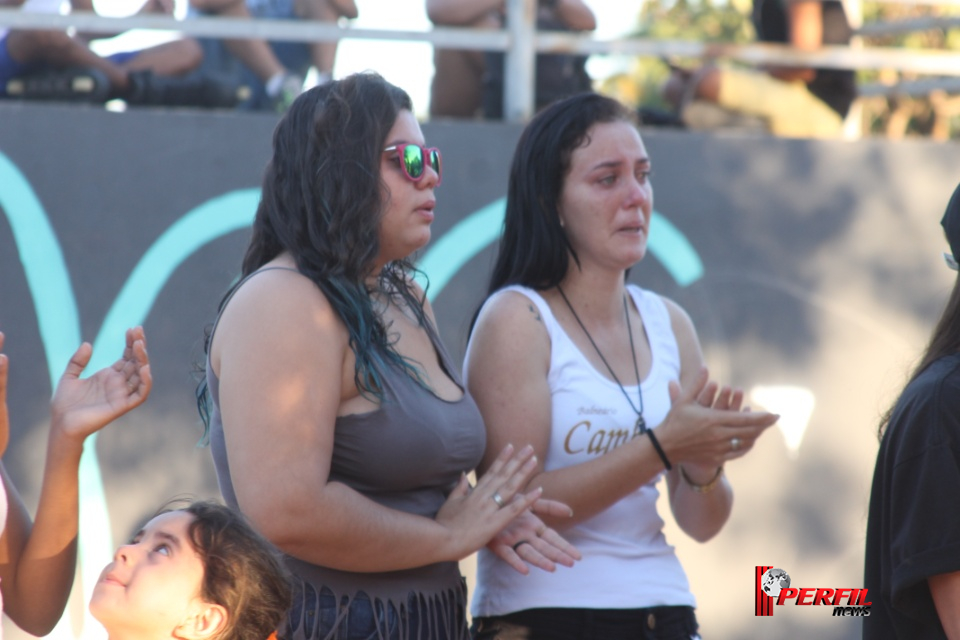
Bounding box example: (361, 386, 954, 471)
(181, 501, 293, 640)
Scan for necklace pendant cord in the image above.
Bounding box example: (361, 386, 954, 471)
(557, 285, 644, 420)
(557, 286, 672, 471)
(634, 415, 647, 437)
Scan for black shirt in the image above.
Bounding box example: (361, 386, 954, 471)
(863, 353, 960, 639)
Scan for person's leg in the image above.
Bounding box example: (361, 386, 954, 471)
(428, 11, 499, 119)
(295, 0, 355, 82)
(0, 35, 31, 93)
(190, 0, 286, 83)
(5, 29, 129, 93)
(429, 49, 485, 118)
(116, 38, 203, 76)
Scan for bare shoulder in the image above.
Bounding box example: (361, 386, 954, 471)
(656, 294, 696, 337)
(653, 292, 703, 372)
(470, 289, 551, 367)
(211, 266, 348, 371)
(476, 289, 549, 332)
(405, 276, 435, 320)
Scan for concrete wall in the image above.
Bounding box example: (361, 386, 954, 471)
(2, 101, 959, 639)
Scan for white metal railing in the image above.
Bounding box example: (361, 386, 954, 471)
(2, 0, 960, 120)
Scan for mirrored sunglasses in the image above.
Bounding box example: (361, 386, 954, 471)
(384, 143, 442, 185)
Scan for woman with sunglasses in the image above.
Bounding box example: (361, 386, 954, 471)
(198, 73, 578, 640)
(465, 93, 779, 639)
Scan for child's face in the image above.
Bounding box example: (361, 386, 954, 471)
(90, 511, 209, 639)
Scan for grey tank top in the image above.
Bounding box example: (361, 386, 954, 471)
(206, 268, 485, 640)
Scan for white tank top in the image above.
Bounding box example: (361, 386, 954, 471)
(467, 284, 695, 615)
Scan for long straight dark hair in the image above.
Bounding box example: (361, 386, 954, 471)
(487, 92, 635, 295)
(879, 273, 960, 437)
(197, 73, 428, 439)
(879, 181, 960, 437)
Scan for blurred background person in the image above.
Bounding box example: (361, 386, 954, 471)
(0, 0, 234, 106)
(661, 0, 856, 138)
(189, 0, 358, 111)
(426, 0, 596, 120)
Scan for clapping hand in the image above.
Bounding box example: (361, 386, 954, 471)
(660, 368, 777, 469)
(435, 444, 545, 561)
(487, 498, 581, 575)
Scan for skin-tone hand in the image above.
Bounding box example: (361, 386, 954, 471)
(49, 326, 152, 445)
(487, 499, 581, 575)
(676, 378, 750, 483)
(658, 368, 777, 470)
(434, 444, 545, 560)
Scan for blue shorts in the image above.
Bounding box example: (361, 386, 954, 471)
(0, 33, 140, 96)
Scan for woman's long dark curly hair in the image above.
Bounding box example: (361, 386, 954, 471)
(198, 73, 429, 439)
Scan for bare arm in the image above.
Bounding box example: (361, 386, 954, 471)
(930, 571, 960, 638)
(0, 328, 151, 635)
(553, 0, 596, 31)
(426, 0, 503, 26)
(468, 292, 776, 533)
(213, 271, 540, 573)
(468, 291, 667, 530)
(767, 0, 822, 82)
(662, 300, 734, 543)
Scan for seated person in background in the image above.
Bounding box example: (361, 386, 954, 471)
(0, 0, 234, 106)
(0, 328, 150, 635)
(426, 0, 595, 120)
(663, 0, 856, 138)
(89, 500, 292, 640)
(189, 0, 357, 111)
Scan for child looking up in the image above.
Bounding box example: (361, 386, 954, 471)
(0, 327, 151, 635)
(89, 500, 292, 640)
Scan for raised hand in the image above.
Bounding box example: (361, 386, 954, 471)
(487, 498, 581, 575)
(50, 327, 152, 443)
(434, 444, 543, 560)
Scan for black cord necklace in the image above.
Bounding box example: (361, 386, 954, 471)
(557, 285, 647, 436)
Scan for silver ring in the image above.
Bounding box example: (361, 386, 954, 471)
(491, 492, 505, 508)
(730, 437, 742, 452)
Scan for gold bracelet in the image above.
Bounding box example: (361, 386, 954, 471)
(679, 465, 725, 493)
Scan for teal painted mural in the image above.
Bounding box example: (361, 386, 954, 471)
(0, 150, 702, 639)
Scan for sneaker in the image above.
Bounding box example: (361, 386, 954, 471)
(269, 72, 303, 113)
(4, 67, 110, 103)
(126, 70, 241, 109)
